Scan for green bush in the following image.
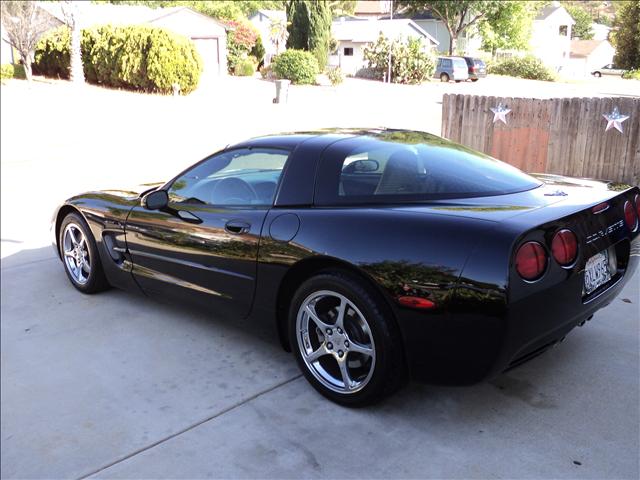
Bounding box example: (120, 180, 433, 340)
(34, 24, 203, 94)
(488, 55, 556, 81)
(327, 66, 344, 85)
(235, 56, 257, 76)
(363, 34, 436, 84)
(1, 64, 14, 81)
(272, 49, 319, 85)
(622, 69, 640, 80)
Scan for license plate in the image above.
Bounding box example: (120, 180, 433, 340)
(583, 250, 612, 295)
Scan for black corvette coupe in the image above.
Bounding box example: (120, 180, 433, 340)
(52, 128, 640, 405)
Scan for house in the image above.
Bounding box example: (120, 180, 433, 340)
(406, 12, 481, 55)
(1, 24, 15, 64)
(567, 39, 615, 77)
(37, 2, 228, 79)
(591, 23, 612, 41)
(353, 0, 392, 19)
(530, 1, 575, 72)
(330, 19, 439, 76)
(248, 9, 286, 65)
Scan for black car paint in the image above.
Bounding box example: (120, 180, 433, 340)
(52, 129, 640, 384)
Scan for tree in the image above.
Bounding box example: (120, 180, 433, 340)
(61, 1, 84, 84)
(286, 0, 332, 70)
(613, 0, 640, 69)
(396, 0, 501, 55)
(563, 3, 595, 39)
(479, 1, 539, 55)
(0, 1, 55, 82)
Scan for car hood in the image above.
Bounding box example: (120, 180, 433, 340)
(90, 181, 165, 200)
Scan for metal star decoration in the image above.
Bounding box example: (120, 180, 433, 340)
(490, 103, 511, 124)
(602, 107, 629, 133)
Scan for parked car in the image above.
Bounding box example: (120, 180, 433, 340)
(434, 56, 469, 82)
(592, 64, 625, 77)
(463, 56, 487, 81)
(52, 129, 640, 406)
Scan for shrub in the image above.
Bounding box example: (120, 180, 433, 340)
(34, 24, 203, 94)
(225, 20, 259, 74)
(363, 34, 436, 84)
(327, 66, 344, 85)
(488, 55, 556, 81)
(272, 49, 319, 85)
(1, 64, 14, 81)
(235, 56, 257, 76)
(622, 69, 640, 80)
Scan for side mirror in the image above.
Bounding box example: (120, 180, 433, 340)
(354, 159, 380, 172)
(142, 189, 168, 210)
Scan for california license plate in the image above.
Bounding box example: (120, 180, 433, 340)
(583, 250, 612, 295)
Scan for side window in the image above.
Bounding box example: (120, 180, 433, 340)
(443, 59, 452, 68)
(344, 47, 354, 56)
(168, 148, 289, 207)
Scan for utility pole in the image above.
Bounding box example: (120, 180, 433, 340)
(387, 0, 393, 83)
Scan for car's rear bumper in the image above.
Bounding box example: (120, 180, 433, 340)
(398, 236, 639, 385)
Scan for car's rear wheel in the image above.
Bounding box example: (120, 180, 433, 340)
(289, 271, 406, 406)
(593, 71, 601, 77)
(471, 78, 479, 82)
(59, 212, 110, 294)
(455, 80, 462, 83)
(440, 73, 449, 82)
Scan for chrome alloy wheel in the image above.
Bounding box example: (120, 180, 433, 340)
(296, 290, 376, 394)
(62, 223, 91, 285)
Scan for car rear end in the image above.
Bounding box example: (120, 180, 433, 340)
(464, 57, 487, 80)
(496, 187, 640, 373)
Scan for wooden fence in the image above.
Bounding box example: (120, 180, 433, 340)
(441, 94, 639, 185)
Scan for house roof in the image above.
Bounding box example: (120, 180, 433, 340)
(570, 39, 608, 58)
(354, 1, 391, 15)
(252, 10, 286, 22)
(37, 2, 226, 30)
(535, 1, 575, 24)
(332, 18, 439, 45)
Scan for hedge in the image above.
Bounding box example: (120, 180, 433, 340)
(272, 49, 319, 85)
(488, 55, 556, 82)
(1, 64, 14, 81)
(34, 25, 203, 94)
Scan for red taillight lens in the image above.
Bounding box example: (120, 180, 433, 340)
(635, 195, 640, 220)
(624, 200, 638, 230)
(551, 229, 578, 266)
(515, 241, 547, 281)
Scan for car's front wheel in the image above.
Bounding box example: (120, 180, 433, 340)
(593, 71, 602, 77)
(59, 212, 110, 294)
(440, 73, 449, 82)
(289, 271, 406, 406)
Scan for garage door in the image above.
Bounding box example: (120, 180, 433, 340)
(192, 38, 220, 81)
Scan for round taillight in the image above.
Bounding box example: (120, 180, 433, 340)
(551, 229, 578, 266)
(624, 200, 638, 231)
(515, 241, 547, 281)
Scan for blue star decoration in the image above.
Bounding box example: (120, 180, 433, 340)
(602, 107, 629, 133)
(490, 103, 511, 124)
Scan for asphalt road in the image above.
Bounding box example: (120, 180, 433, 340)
(1, 245, 638, 479)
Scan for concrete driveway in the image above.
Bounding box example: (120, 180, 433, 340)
(1, 75, 639, 479)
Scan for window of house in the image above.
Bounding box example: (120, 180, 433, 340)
(344, 47, 354, 56)
(559, 25, 568, 36)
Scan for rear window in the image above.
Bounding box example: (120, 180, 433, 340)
(453, 58, 467, 68)
(475, 59, 485, 67)
(315, 133, 541, 205)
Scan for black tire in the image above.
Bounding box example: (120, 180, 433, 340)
(288, 270, 406, 406)
(440, 73, 449, 82)
(471, 78, 479, 82)
(593, 71, 601, 77)
(58, 212, 110, 294)
(455, 80, 462, 83)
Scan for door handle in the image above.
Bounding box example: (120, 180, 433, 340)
(225, 220, 251, 234)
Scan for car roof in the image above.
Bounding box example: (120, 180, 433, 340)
(228, 128, 406, 151)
